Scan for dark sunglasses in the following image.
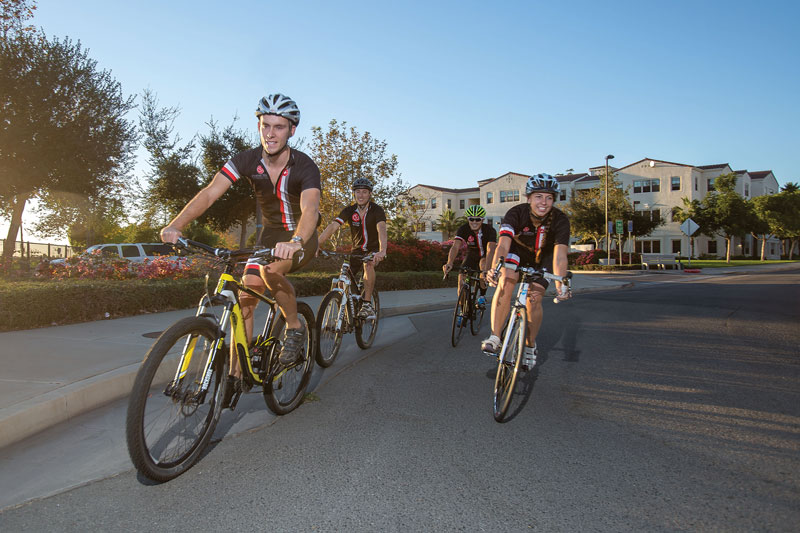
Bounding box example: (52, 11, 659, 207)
(468, 217, 482, 222)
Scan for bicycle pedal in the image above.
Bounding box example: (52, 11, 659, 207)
(227, 389, 243, 411)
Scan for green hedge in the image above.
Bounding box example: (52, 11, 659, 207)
(0, 271, 457, 331)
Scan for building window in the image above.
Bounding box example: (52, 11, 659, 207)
(672, 239, 681, 254)
(459, 199, 465, 209)
(431, 198, 437, 208)
(671, 177, 681, 191)
(634, 179, 660, 193)
(744, 183, 749, 197)
(499, 190, 519, 203)
(707, 179, 715, 192)
(485, 217, 493, 226)
(486, 192, 493, 204)
(695, 177, 698, 191)
(559, 189, 567, 201)
(708, 240, 717, 254)
(635, 240, 661, 253)
(447, 199, 451, 209)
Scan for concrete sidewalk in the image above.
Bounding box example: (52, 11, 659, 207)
(0, 271, 673, 449)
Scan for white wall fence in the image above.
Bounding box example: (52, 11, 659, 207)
(0, 239, 78, 259)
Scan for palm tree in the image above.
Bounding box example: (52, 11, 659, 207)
(781, 182, 799, 193)
(437, 209, 463, 241)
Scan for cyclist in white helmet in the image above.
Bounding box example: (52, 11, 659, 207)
(482, 173, 571, 371)
(160, 93, 321, 405)
(443, 204, 497, 311)
(317, 177, 387, 319)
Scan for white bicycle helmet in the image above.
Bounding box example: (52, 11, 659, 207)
(525, 173, 561, 196)
(255, 93, 301, 126)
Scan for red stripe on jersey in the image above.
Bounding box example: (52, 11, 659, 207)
(276, 172, 289, 230)
(499, 229, 514, 239)
(506, 256, 520, 266)
(220, 166, 238, 183)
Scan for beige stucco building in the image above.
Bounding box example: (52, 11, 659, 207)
(406, 157, 782, 258)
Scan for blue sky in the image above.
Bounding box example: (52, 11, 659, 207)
(6, 0, 800, 241)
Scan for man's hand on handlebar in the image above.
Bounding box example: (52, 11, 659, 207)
(160, 226, 182, 244)
(274, 240, 303, 260)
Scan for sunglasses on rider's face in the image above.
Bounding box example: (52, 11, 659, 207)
(468, 217, 482, 222)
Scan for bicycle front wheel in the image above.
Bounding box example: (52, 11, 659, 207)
(315, 291, 345, 368)
(450, 286, 469, 347)
(493, 307, 526, 422)
(355, 290, 380, 349)
(125, 316, 228, 482)
(264, 302, 315, 415)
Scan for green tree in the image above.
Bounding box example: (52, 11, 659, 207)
(695, 173, 751, 262)
(387, 215, 415, 244)
(781, 182, 799, 193)
(672, 197, 710, 259)
(309, 119, 408, 248)
(752, 190, 800, 259)
(138, 90, 201, 227)
(0, 31, 137, 263)
(746, 197, 772, 260)
(437, 209, 463, 240)
(198, 119, 257, 247)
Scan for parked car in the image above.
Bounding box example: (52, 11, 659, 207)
(50, 243, 181, 265)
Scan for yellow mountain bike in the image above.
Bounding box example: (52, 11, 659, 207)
(125, 238, 316, 482)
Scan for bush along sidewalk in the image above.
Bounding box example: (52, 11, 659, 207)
(0, 271, 459, 332)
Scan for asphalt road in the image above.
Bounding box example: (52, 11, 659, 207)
(2, 269, 799, 531)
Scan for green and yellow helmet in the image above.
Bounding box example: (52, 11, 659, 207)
(464, 205, 486, 219)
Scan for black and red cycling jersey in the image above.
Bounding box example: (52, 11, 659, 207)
(499, 203, 570, 269)
(454, 222, 497, 260)
(334, 202, 387, 253)
(220, 147, 321, 232)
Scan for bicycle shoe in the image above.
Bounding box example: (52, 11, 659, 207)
(477, 296, 486, 309)
(522, 343, 538, 371)
(481, 334, 501, 355)
(221, 375, 241, 409)
(358, 301, 376, 319)
(278, 326, 306, 366)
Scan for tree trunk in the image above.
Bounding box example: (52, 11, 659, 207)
(760, 236, 766, 261)
(2, 193, 30, 265)
(790, 239, 797, 260)
(725, 237, 732, 263)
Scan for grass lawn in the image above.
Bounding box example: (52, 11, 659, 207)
(681, 259, 799, 269)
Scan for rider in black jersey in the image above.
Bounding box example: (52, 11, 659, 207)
(482, 174, 571, 371)
(317, 177, 387, 318)
(442, 204, 497, 311)
(161, 94, 320, 393)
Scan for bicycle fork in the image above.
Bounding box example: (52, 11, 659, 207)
(499, 283, 528, 365)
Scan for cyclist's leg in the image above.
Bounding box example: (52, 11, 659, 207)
(489, 260, 519, 338)
(260, 230, 318, 330)
(230, 263, 266, 378)
(525, 279, 547, 346)
(362, 258, 377, 304)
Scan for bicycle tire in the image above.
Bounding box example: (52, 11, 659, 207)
(470, 283, 485, 336)
(264, 302, 315, 415)
(125, 316, 228, 482)
(450, 286, 469, 347)
(355, 290, 380, 349)
(493, 307, 526, 422)
(315, 290, 345, 368)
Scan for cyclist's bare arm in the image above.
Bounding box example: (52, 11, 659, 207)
(553, 243, 570, 299)
(487, 235, 512, 285)
(443, 239, 462, 275)
(374, 220, 388, 264)
(274, 187, 320, 260)
(161, 173, 232, 243)
(317, 219, 342, 249)
(481, 241, 498, 272)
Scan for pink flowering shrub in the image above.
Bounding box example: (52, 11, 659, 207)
(49, 250, 202, 280)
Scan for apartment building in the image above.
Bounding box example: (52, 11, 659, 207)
(406, 157, 782, 258)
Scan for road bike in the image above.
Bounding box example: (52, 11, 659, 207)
(488, 258, 571, 422)
(444, 266, 486, 347)
(125, 238, 316, 481)
(315, 250, 380, 368)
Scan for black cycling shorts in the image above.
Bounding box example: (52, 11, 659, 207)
(245, 229, 318, 276)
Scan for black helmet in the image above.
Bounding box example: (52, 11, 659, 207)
(352, 177, 374, 191)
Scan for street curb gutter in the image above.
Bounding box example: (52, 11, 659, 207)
(0, 363, 140, 449)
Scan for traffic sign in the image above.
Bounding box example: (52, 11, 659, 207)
(680, 218, 699, 236)
(615, 220, 623, 234)
(627, 220, 633, 233)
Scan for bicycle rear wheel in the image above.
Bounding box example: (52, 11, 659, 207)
(450, 286, 469, 347)
(315, 291, 345, 368)
(264, 302, 315, 415)
(126, 316, 228, 482)
(470, 282, 485, 336)
(493, 307, 526, 422)
(355, 290, 380, 349)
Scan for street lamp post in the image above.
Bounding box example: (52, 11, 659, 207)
(604, 154, 615, 261)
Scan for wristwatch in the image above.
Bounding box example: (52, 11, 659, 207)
(290, 235, 304, 246)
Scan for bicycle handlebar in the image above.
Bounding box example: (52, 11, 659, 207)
(173, 237, 300, 264)
(319, 249, 376, 262)
(490, 256, 572, 303)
